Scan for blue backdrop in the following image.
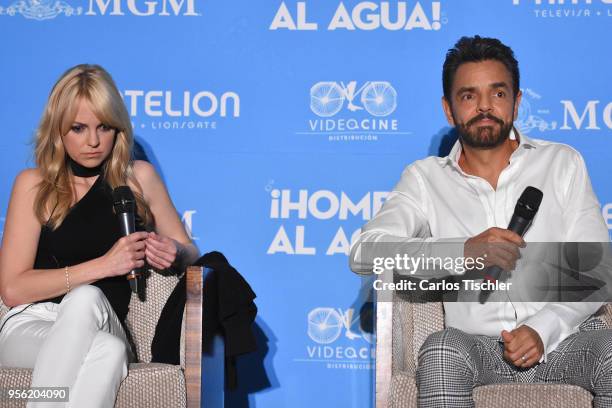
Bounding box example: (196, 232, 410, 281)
(1, 1, 611, 406)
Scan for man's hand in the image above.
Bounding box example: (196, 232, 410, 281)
(464, 227, 525, 272)
(501, 325, 544, 368)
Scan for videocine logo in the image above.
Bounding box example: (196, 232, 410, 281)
(0, 0, 198, 19)
(310, 81, 397, 117)
(307, 307, 373, 345)
(299, 80, 409, 142)
(295, 307, 374, 371)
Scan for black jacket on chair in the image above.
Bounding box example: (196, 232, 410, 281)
(151, 251, 258, 389)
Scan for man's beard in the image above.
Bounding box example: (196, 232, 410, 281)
(455, 112, 513, 149)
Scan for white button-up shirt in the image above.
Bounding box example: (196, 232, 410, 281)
(350, 130, 610, 359)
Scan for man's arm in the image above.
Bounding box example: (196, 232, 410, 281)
(522, 149, 610, 362)
(349, 164, 466, 277)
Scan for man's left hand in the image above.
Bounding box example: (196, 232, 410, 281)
(501, 325, 544, 368)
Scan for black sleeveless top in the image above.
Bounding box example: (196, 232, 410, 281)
(33, 176, 142, 323)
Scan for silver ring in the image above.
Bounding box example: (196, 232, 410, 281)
(521, 355, 527, 362)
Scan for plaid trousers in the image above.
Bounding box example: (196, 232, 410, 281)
(416, 318, 612, 408)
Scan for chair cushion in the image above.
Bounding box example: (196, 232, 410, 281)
(124, 272, 180, 363)
(0, 271, 180, 365)
(388, 372, 593, 408)
(473, 383, 593, 407)
(389, 372, 418, 408)
(115, 363, 186, 408)
(0, 363, 185, 408)
(0, 368, 31, 408)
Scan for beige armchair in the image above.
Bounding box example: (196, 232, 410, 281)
(0, 266, 203, 408)
(375, 271, 612, 408)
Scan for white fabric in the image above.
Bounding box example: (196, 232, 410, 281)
(350, 130, 610, 360)
(0, 285, 134, 408)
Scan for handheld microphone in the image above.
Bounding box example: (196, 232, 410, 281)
(112, 186, 142, 295)
(479, 186, 543, 303)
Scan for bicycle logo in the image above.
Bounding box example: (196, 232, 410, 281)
(310, 81, 397, 118)
(307, 307, 374, 345)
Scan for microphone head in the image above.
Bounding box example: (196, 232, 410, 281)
(514, 186, 543, 220)
(112, 186, 136, 214)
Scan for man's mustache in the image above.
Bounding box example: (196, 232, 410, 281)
(465, 113, 505, 128)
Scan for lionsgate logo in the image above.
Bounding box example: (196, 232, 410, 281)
(0, 0, 199, 20)
(123, 89, 240, 132)
(296, 80, 411, 142)
(512, 0, 612, 19)
(292, 307, 374, 370)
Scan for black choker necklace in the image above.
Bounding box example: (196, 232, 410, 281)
(68, 156, 104, 178)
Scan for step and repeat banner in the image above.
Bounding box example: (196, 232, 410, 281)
(1, 1, 611, 406)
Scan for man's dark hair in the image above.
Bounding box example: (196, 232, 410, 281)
(442, 36, 520, 101)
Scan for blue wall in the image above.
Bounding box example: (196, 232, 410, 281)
(1, 1, 611, 406)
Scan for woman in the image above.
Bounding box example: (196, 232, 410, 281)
(0, 64, 198, 407)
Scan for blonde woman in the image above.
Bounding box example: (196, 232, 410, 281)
(0, 64, 198, 407)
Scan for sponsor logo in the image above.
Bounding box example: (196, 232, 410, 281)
(310, 81, 397, 118)
(0, 0, 81, 19)
(294, 306, 374, 370)
(123, 89, 240, 132)
(515, 88, 557, 134)
(560, 100, 612, 130)
(181, 210, 199, 240)
(270, 1, 447, 31)
(0, 0, 199, 19)
(511, 0, 612, 19)
(296, 81, 410, 142)
(514, 88, 612, 133)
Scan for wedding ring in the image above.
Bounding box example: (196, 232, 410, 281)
(521, 355, 527, 362)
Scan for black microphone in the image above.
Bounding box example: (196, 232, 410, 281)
(479, 186, 543, 303)
(112, 186, 142, 295)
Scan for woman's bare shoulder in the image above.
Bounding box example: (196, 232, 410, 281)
(130, 160, 167, 200)
(12, 168, 43, 193)
(131, 160, 160, 186)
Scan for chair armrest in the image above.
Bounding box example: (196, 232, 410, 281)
(376, 269, 394, 408)
(184, 266, 204, 408)
(595, 303, 612, 328)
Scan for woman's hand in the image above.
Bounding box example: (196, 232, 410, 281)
(144, 231, 178, 270)
(100, 231, 148, 277)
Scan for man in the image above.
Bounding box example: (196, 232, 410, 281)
(350, 36, 612, 407)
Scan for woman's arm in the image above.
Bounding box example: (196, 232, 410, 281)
(132, 161, 199, 270)
(0, 169, 147, 307)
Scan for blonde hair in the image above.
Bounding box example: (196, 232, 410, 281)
(34, 64, 152, 229)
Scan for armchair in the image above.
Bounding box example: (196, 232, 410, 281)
(375, 270, 612, 408)
(0, 266, 204, 408)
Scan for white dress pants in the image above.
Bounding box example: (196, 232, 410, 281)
(0, 285, 134, 408)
